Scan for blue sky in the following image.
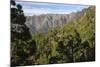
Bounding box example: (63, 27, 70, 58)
(16, 1, 90, 16)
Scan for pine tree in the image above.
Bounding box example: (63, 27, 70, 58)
(11, 0, 37, 66)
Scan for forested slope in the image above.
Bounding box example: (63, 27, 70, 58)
(11, 0, 95, 65)
(32, 6, 95, 64)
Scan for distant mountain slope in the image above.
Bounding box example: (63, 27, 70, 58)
(25, 8, 85, 34)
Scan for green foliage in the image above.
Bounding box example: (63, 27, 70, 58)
(31, 6, 95, 64)
(11, 2, 95, 66)
(11, 0, 37, 66)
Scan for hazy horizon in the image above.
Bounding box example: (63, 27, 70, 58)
(16, 1, 90, 16)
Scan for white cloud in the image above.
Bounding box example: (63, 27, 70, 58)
(23, 8, 50, 16)
(16, 1, 90, 16)
(23, 7, 71, 16)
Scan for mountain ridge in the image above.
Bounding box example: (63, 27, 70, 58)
(25, 8, 86, 34)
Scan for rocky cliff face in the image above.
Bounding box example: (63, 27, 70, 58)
(25, 9, 85, 34)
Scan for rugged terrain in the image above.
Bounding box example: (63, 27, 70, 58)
(25, 8, 85, 34)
